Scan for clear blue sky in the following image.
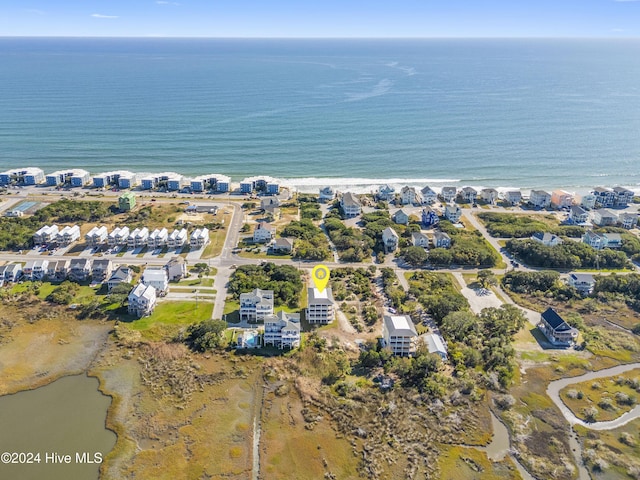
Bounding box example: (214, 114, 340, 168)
(1, 0, 639, 37)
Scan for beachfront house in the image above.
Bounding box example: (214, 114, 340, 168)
(538, 308, 579, 347)
(529, 190, 551, 208)
(420, 333, 448, 360)
(306, 287, 335, 324)
(531, 232, 563, 247)
(421, 186, 438, 205)
(263, 311, 301, 349)
(569, 206, 589, 224)
(319, 186, 335, 203)
(400, 186, 423, 206)
(382, 315, 418, 357)
(190, 228, 209, 249)
(0, 167, 45, 186)
(504, 191, 522, 205)
(382, 227, 400, 253)
(142, 268, 169, 295)
(592, 187, 616, 208)
(619, 213, 638, 230)
(85, 226, 108, 246)
(567, 273, 596, 295)
(480, 188, 499, 205)
(613, 187, 634, 207)
(411, 232, 430, 248)
(440, 187, 457, 203)
(91, 259, 113, 282)
(577, 193, 597, 210)
(444, 205, 462, 223)
(190, 174, 230, 193)
(68, 258, 92, 282)
(392, 209, 410, 225)
(107, 266, 132, 292)
(432, 231, 451, 248)
(240, 176, 280, 194)
(421, 207, 439, 227)
(128, 283, 157, 318)
(253, 222, 275, 243)
(57, 225, 81, 245)
(167, 228, 188, 249)
(117, 171, 139, 189)
(340, 192, 362, 217)
(239, 288, 274, 323)
(46, 169, 91, 187)
(33, 225, 59, 245)
(164, 257, 187, 281)
(377, 184, 396, 201)
(551, 190, 574, 209)
(459, 187, 478, 204)
(593, 209, 617, 227)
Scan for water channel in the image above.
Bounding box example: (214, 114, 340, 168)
(0, 374, 116, 480)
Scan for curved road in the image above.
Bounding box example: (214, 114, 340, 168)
(547, 362, 640, 430)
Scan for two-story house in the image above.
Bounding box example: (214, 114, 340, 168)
(432, 231, 451, 248)
(253, 222, 275, 243)
(538, 308, 579, 347)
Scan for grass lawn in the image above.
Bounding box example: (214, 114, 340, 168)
(559, 368, 640, 422)
(238, 250, 292, 260)
(223, 299, 240, 324)
(177, 275, 216, 287)
(126, 301, 213, 332)
(201, 211, 232, 259)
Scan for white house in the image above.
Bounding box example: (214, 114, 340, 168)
(239, 288, 274, 323)
(538, 308, 578, 347)
(568, 273, 596, 295)
(142, 268, 169, 294)
(271, 237, 294, 254)
(253, 222, 275, 243)
(341, 192, 362, 217)
(377, 184, 395, 201)
(382, 227, 399, 253)
(420, 333, 448, 360)
(444, 205, 462, 223)
(190, 228, 209, 249)
(167, 228, 188, 249)
(33, 225, 59, 244)
(551, 190, 574, 209)
(164, 257, 188, 281)
(132, 227, 150, 248)
(319, 186, 335, 203)
(480, 188, 499, 205)
(400, 186, 423, 206)
(57, 225, 81, 245)
(23, 260, 49, 281)
(392, 209, 410, 225)
(593, 209, 617, 227)
(504, 191, 522, 205)
(382, 315, 418, 357)
(108, 226, 130, 247)
(85, 226, 108, 246)
(1, 263, 23, 282)
(128, 283, 157, 318)
(577, 193, 597, 210)
(459, 187, 478, 204)
(411, 232, 430, 248)
(420, 186, 438, 205)
(306, 287, 335, 324)
(529, 190, 551, 208)
(148, 228, 168, 249)
(432, 231, 451, 248)
(263, 311, 301, 349)
(531, 232, 563, 247)
(440, 187, 457, 203)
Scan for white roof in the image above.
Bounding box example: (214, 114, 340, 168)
(192, 173, 230, 183)
(422, 333, 447, 355)
(308, 286, 334, 304)
(143, 268, 167, 281)
(384, 315, 417, 337)
(130, 283, 156, 301)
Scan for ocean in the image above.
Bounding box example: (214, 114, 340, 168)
(1, 38, 640, 193)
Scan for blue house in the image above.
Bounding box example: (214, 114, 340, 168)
(421, 208, 439, 227)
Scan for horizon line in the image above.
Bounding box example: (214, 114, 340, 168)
(1, 35, 639, 40)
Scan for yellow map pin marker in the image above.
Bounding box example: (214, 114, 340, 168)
(311, 265, 330, 293)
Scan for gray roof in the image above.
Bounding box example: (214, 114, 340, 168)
(308, 287, 335, 305)
(341, 192, 361, 207)
(569, 273, 595, 284)
(433, 232, 450, 241)
(570, 205, 587, 215)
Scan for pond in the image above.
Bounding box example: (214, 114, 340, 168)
(0, 374, 116, 480)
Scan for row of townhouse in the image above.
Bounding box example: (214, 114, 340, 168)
(33, 224, 80, 245)
(568, 207, 638, 229)
(103, 226, 206, 249)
